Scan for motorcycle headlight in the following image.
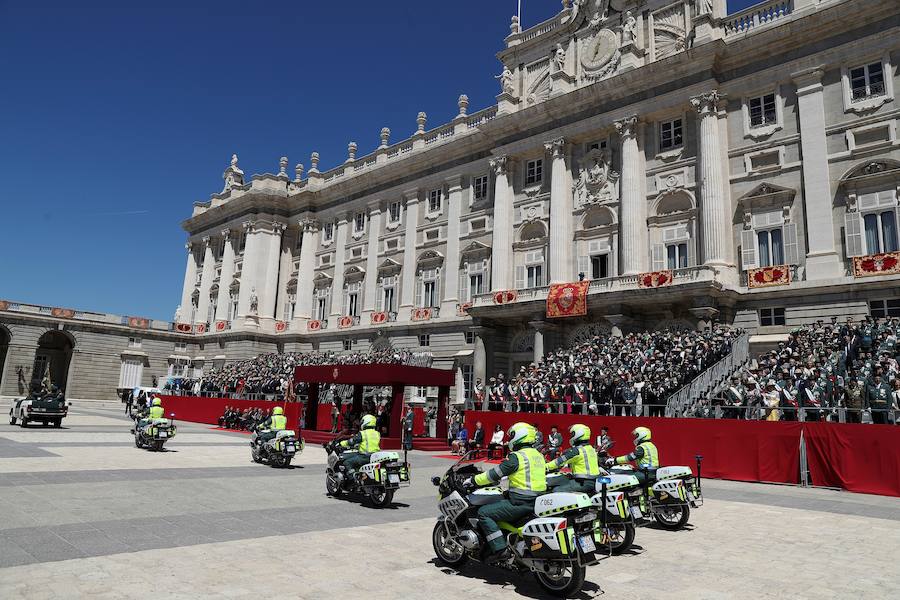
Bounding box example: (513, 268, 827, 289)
(575, 511, 597, 524)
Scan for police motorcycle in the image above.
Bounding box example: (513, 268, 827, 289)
(131, 409, 177, 452)
(251, 429, 302, 468)
(431, 449, 608, 598)
(605, 428, 703, 530)
(323, 441, 410, 508)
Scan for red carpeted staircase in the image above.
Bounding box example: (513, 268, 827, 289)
(412, 437, 450, 452)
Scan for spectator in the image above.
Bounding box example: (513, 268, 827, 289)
(487, 425, 504, 459)
(451, 426, 469, 455)
(468, 421, 485, 454)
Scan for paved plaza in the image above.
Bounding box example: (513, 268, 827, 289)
(0, 403, 898, 599)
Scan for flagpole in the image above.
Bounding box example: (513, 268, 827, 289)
(518, 0, 522, 24)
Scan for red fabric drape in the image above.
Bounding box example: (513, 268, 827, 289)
(159, 395, 302, 435)
(464, 411, 802, 485)
(412, 407, 426, 436)
(803, 422, 900, 497)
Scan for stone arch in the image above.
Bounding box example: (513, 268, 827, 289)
(0, 324, 10, 392)
(566, 321, 612, 347)
(34, 329, 75, 393)
(651, 189, 696, 217)
(510, 330, 535, 353)
(582, 206, 617, 230)
(838, 159, 900, 184)
(518, 221, 548, 242)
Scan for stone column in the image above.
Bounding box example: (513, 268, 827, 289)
(363, 203, 382, 318)
(329, 215, 349, 317)
(179, 242, 199, 320)
(400, 190, 420, 317)
(473, 328, 489, 409)
(260, 223, 286, 320)
(294, 218, 319, 322)
(274, 227, 295, 322)
(441, 176, 464, 315)
(793, 67, 842, 279)
(691, 91, 732, 268)
(533, 327, 545, 364)
(214, 229, 235, 323)
(546, 138, 573, 283)
(615, 116, 647, 275)
(195, 236, 217, 324)
(236, 222, 258, 317)
(490, 156, 514, 291)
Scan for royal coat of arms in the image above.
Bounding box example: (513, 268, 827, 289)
(574, 148, 619, 208)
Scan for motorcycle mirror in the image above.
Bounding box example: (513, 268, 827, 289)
(598, 476, 612, 484)
(431, 476, 441, 486)
(169, 413, 176, 418)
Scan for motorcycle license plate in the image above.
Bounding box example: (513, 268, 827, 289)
(389, 474, 400, 484)
(579, 535, 596, 553)
(630, 506, 642, 519)
(287, 444, 295, 451)
(159, 431, 168, 438)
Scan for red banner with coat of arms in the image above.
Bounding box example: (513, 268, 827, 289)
(546, 281, 589, 319)
(638, 270, 673, 289)
(748, 265, 791, 288)
(852, 252, 900, 278)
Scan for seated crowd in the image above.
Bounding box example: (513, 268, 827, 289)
(164, 349, 432, 401)
(218, 406, 275, 431)
(696, 316, 899, 423)
(473, 326, 738, 415)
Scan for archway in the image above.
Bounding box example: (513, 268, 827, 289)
(33, 330, 74, 392)
(0, 325, 9, 391)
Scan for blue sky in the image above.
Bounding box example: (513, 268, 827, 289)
(0, 0, 757, 321)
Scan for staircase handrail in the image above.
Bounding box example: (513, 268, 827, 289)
(665, 332, 750, 417)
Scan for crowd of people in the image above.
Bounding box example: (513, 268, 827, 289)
(217, 406, 278, 431)
(695, 316, 899, 423)
(472, 326, 738, 416)
(163, 349, 432, 401)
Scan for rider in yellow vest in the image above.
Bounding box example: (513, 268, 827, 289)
(546, 424, 601, 494)
(255, 406, 288, 446)
(137, 397, 165, 431)
(339, 414, 381, 474)
(609, 426, 659, 485)
(465, 422, 547, 561)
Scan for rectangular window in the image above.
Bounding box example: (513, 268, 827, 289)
(749, 93, 777, 127)
(590, 255, 609, 279)
(659, 118, 683, 152)
(757, 228, 784, 267)
(666, 243, 689, 270)
(473, 175, 489, 200)
(462, 364, 474, 402)
(863, 210, 899, 254)
(128, 337, 142, 349)
(418, 334, 431, 347)
(469, 273, 484, 298)
(347, 292, 359, 317)
(469, 218, 485, 232)
(323, 222, 334, 242)
(382, 286, 396, 313)
(525, 159, 543, 186)
(423, 280, 437, 307)
(353, 212, 365, 233)
(316, 297, 328, 321)
(385, 238, 399, 251)
(342, 340, 352, 351)
(527, 265, 543, 288)
(850, 62, 885, 101)
(870, 299, 900, 318)
(389, 201, 401, 223)
(464, 331, 475, 345)
(428, 189, 442, 213)
(174, 342, 187, 352)
(759, 307, 786, 327)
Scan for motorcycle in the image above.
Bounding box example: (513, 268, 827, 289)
(607, 455, 704, 530)
(547, 473, 638, 556)
(132, 412, 177, 451)
(324, 441, 410, 508)
(251, 429, 303, 467)
(431, 450, 605, 598)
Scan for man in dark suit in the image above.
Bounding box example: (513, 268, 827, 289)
(468, 421, 485, 453)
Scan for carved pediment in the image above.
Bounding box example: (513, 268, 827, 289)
(574, 148, 619, 209)
(526, 68, 552, 105)
(313, 271, 333, 286)
(344, 265, 365, 280)
(377, 258, 402, 274)
(417, 250, 444, 268)
(461, 241, 491, 260)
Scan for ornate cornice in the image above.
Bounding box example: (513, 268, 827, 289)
(490, 155, 510, 175)
(543, 137, 566, 159)
(299, 217, 320, 233)
(690, 90, 722, 115)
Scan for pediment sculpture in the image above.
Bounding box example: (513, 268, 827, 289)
(574, 148, 619, 208)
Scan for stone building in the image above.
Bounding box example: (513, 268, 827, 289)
(2, 0, 900, 401)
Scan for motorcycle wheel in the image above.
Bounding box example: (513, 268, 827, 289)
(431, 521, 468, 568)
(134, 434, 143, 449)
(251, 447, 262, 464)
(606, 523, 635, 555)
(325, 472, 342, 497)
(367, 487, 394, 508)
(654, 503, 690, 530)
(281, 456, 292, 468)
(153, 440, 165, 452)
(534, 562, 586, 597)
(271, 455, 286, 468)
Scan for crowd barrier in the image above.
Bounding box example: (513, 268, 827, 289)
(462, 410, 900, 497)
(158, 395, 303, 434)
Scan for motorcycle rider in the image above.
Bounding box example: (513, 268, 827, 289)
(137, 397, 165, 432)
(254, 406, 288, 447)
(464, 422, 547, 562)
(608, 426, 659, 485)
(339, 414, 380, 476)
(545, 424, 601, 494)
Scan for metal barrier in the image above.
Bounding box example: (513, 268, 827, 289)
(683, 402, 898, 424)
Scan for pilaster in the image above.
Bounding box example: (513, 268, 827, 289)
(294, 218, 319, 324)
(400, 190, 420, 319)
(214, 229, 236, 324)
(441, 176, 464, 315)
(363, 203, 383, 318)
(615, 116, 647, 275)
(489, 156, 515, 291)
(329, 215, 349, 317)
(179, 242, 199, 322)
(546, 138, 573, 283)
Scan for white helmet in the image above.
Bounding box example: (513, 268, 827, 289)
(506, 422, 536, 450)
(632, 426, 651, 445)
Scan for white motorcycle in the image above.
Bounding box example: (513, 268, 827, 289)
(324, 441, 410, 508)
(432, 451, 606, 598)
(251, 429, 303, 468)
(608, 456, 704, 530)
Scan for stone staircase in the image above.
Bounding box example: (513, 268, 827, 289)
(665, 331, 751, 417)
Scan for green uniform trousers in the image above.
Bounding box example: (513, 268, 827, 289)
(477, 495, 536, 553)
(343, 452, 371, 473)
(553, 478, 596, 494)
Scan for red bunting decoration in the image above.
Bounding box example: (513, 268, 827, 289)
(748, 265, 791, 288)
(638, 270, 673, 289)
(492, 290, 518, 305)
(371, 311, 388, 324)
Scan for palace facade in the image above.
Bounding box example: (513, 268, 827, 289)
(2, 0, 899, 400)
